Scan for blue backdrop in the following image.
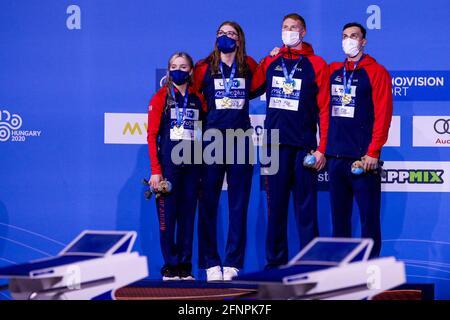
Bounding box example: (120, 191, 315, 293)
(1, 0, 450, 299)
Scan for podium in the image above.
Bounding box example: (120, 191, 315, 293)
(234, 238, 406, 300)
(0, 230, 148, 300)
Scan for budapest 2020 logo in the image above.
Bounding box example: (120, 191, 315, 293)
(0, 109, 42, 142)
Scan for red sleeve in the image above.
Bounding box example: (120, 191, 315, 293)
(246, 56, 258, 74)
(147, 88, 167, 175)
(310, 56, 330, 154)
(193, 60, 209, 93)
(365, 65, 393, 158)
(251, 55, 279, 97)
(251, 55, 269, 92)
(329, 62, 343, 75)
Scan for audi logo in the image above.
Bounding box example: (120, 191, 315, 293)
(434, 119, 450, 134)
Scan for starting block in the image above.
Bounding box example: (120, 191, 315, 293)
(234, 238, 405, 300)
(0, 230, 148, 300)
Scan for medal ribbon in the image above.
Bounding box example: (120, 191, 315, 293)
(342, 54, 365, 96)
(170, 86, 189, 127)
(281, 56, 302, 85)
(219, 60, 236, 98)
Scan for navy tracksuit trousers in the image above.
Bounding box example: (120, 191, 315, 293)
(156, 163, 201, 273)
(264, 145, 319, 268)
(328, 157, 382, 258)
(197, 137, 253, 269)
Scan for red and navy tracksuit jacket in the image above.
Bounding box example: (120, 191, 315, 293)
(147, 85, 207, 273)
(326, 54, 393, 258)
(193, 56, 257, 269)
(251, 44, 330, 152)
(251, 43, 330, 267)
(193, 57, 258, 130)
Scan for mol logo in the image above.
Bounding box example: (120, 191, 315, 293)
(122, 122, 148, 136)
(104, 113, 148, 144)
(381, 162, 450, 192)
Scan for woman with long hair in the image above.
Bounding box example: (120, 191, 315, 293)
(194, 21, 258, 281)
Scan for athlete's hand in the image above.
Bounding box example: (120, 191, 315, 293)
(362, 155, 378, 171)
(149, 174, 163, 190)
(312, 151, 326, 171)
(270, 47, 281, 57)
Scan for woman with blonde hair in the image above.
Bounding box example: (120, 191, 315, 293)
(147, 52, 206, 280)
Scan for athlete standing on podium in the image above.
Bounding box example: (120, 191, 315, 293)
(147, 52, 207, 281)
(251, 13, 330, 269)
(326, 23, 392, 258)
(194, 21, 257, 281)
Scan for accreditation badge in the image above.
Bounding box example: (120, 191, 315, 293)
(332, 105, 355, 118)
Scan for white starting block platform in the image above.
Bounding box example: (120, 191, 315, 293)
(0, 230, 148, 300)
(234, 238, 406, 300)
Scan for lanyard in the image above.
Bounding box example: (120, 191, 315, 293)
(219, 60, 236, 97)
(170, 86, 189, 127)
(343, 54, 365, 94)
(281, 56, 302, 83)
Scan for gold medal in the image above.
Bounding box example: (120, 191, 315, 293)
(173, 125, 184, 137)
(342, 93, 352, 105)
(282, 81, 294, 95)
(222, 96, 232, 108)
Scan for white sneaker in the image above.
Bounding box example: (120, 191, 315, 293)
(223, 267, 239, 281)
(206, 266, 223, 281)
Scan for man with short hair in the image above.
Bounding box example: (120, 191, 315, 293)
(252, 13, 330, 268)
(326, 22, 393, 257)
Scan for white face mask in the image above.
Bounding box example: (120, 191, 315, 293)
(342, 38, 361, 57)
(282, 31, 301, 47)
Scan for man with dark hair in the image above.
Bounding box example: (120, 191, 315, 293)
(343, 22, 367, 38)
(326, 22, 393, 257)
(252, 14, 330, 268)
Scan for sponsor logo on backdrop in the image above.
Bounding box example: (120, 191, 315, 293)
(390, 71, 449, 100)
(413, 116, 450, 147)
(106, 112, 394, 150)
(316, 161, 450, 192)
(104, 113, 147, 144)
(0, 109, 42, 143)
(105, 113, 267, 146)
(434, 119, 450, 135)
(381, 161, 450, 192)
